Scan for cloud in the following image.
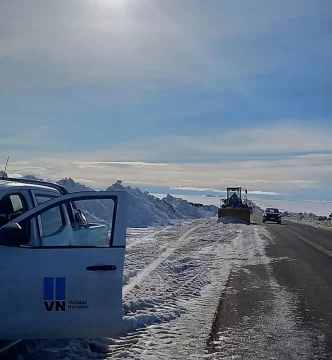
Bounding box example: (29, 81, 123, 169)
(171, 186, 226, 193)
(2, 124, 332, 197)
(138, 124, 332, 161)
(248, 190, 281, 196)
(1, 0, 330, 162)
(3, 150, 332, 196)
(2, 0, 325, 94)
(3, 122, 332, 163)
(171, 186, 282, 196)
(1, 0, 220, 91)
(49, 124, 332, 163)
(0, 125, 60, 150)
(74, 161, 170, 169)
(7, 122, 330, 161)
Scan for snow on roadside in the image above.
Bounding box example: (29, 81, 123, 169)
(106, 219, 240, 359)
(125, 226, 174, 250)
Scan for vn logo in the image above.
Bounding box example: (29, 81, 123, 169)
(43, 277, 66, 312)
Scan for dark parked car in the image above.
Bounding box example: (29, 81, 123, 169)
(262, 207, 281, 224)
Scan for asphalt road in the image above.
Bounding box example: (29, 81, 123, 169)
(207, 212, 332, 359)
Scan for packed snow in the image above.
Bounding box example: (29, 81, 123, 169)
(25, 218, 326, 360)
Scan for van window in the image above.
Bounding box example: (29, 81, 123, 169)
(0, 194, 28, 241)
(10, 194, 24, 212)
(35, 194, 65, 237)
(0, 194, 25, 217)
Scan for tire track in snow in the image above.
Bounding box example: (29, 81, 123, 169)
(126, 227, 171, 250)
(104, 222, 242, 359)
(123, 222, 204, 289)
(123, 220, 210, 296)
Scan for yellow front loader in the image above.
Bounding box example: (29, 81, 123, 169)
(218, 187, 251, 224)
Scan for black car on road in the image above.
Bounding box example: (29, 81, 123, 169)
(262, 207, 281, 224)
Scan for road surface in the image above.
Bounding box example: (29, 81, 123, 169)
(208, 212, 332, 359)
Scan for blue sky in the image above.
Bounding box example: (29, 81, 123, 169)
(1, 0, 332, 200)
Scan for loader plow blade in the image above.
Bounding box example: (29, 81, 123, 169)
(218, 207, 251, 224)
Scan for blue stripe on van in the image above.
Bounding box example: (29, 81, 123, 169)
(55, 277, 66, 301)
(43, 277, 54, 301)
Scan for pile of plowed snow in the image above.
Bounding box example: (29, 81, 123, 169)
(41, 177, 218, 228)
(280, 211, 332, 229)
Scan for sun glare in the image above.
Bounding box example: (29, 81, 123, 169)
(97, 0, 129, 9)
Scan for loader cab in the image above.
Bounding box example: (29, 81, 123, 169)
(0, 178, 127, 340)
(226, 187, 243, 208)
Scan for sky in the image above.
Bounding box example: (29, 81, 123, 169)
(1, 0, 332, 200)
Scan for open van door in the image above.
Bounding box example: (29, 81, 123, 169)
(0, 190, 127, 340)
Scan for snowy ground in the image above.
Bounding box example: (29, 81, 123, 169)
(27, 218, 324, 359)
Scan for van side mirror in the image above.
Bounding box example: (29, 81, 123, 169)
(74, 209, 88, 225)
(0, 223, 24, 247)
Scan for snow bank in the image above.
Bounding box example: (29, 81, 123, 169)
(280, 211, 332, 229)
(163, 193, 218, 219)
(153, 193, 221, 207)
(57, 178, 218, 228)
